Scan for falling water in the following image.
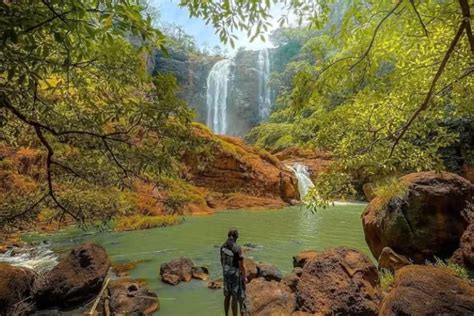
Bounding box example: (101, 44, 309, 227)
(288, 163, 315, 199)
(257, 49, 272, 120)
(0, 243, 58, 273)
(206, 59, 233, 134)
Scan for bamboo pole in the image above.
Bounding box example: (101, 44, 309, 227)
(86, 277, 110, 315)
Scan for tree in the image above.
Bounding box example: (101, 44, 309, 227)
(0, 1, 195, 228)
(180, 0, 473, 203)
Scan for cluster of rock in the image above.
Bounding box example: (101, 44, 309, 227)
(0, 243, 159, 315)
(160, 257, 209, 285)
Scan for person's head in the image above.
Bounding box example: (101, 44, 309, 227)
(227, 227, 239, 241)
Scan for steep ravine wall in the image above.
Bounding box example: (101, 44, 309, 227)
(149, 48, 276, 136)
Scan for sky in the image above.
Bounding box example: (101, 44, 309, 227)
(150, 0, 286, 53)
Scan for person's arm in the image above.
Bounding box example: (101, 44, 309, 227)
(238, 247, 246, 282)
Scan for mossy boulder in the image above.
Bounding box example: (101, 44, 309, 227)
(362, 171, 473, 263)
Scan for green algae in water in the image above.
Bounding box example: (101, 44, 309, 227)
(35, 205, 370, 315)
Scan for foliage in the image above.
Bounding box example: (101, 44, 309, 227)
(114, 215, 181, 232)
(0, 1, 200, 229)
(373, 178, 409, 207)
(236, 0, 474, 204)
(379, 269, 394, 292)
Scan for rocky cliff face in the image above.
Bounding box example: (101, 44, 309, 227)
(150, 48, 276, 136)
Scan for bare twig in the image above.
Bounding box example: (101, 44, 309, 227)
(409, 0, 429, 37)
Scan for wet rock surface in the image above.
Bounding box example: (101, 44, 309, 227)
(451, 223, 474, 268)
(293, 250, 318, 268)
(295, 247, 380, 315)
(379, 265, 474, 315)
(160, 257, 194, 285)
(256, 262, 283, 282)
(160, 257, 210, 285)
(34, 242, 110, 308)
(362, 171, 473, 263)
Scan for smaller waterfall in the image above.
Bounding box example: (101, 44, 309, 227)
(206, 59, 233, 134)
(288, 163, 315, 199)
(0, 243, 58, 273)
(257, 49, 272, 120)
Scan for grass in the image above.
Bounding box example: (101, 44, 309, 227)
(430, 257, 469, 280)
(379, 269, 395, 292)
(114, 215, 182, 232)
(373, 177, 408, 207)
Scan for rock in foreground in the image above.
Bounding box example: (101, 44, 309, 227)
(379, 265, 474, 315)
(362, 171, 473, 263)
(246, 278, 296, 316)
(296, 247, 380, 315)
(108, 278, 159, 315)
(0, 264, 36, 315)
(34, 242, 110, 308)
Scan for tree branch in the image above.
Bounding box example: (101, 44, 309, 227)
(388, 20, 467, 157)
(409, 0, 429, 37)
(350, 0, 403, 71)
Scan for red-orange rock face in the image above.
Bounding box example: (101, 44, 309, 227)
(184, 126, 299, 210)
(362, 171, 473, 263)
(296, 247, 380, 315)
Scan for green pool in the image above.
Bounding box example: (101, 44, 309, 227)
(35, 204, 370, 315)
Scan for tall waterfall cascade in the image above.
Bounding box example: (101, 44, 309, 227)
(206, 59, 233, 134)
(257, 49, 272, 120)
(288, 163, 315, 199)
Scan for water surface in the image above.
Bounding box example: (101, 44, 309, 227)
(29, 205, 370, 315)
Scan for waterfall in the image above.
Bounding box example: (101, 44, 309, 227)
(288, 163, 315, 200)
(257, 49, 272, 120)
(206, 59, 233, 134)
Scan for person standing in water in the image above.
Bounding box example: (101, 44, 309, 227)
(220, 228, 247, 316)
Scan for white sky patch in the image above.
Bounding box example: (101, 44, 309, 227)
(151, 0, 297, 54)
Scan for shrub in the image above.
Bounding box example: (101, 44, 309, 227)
(379, 269, 395, 292)
(114, 215, 181, 231)
(430, 257, 469, 280)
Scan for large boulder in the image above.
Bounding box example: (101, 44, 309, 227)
(362, 171, 473, 263)
(184, 126, 299, 208)
(379, 265, 474, 315)
(244, 258, 258, 281)
(34, 243, 110, 308)
(160, 257, 194, 285)
(296, 247, 380, 315)
(191, 266, 209, 281)
(451, 223, 474, 268)
(0, 264, 36, 315)
(108, 279, 159, 315)
(246, 278, 296, 316)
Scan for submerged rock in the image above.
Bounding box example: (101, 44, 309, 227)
(160, 257, 194, 285)
(34, 242, 110, 308)
(362, 171, 473, 263)
(296, 247, 380, 315)
(0, 264, 36, 315)
(379, 265, 474, 315)
(108, 278, 159, 315)
(246, 278, 296, 316)
(191, 266, 210, 281)
(207, 278, 223, 289)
